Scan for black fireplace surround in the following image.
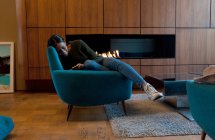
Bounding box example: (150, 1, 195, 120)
(66, 35, 175, 59)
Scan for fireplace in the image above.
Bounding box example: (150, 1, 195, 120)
(66, 35, 175, 59)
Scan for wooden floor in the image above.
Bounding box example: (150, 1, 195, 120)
(0, 92, 212, 140)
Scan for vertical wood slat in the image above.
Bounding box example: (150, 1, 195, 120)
(141, 0, 175, 27)
(26, 0, 38, 27)
(16, 0, 28, 89)
(211, 0, 215, 27)
(176, 0, 210, 27)
(27, 28, 39, 67)
(104, 0, 140, 27)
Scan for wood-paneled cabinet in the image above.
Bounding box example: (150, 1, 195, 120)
(120, 59, 141, 74)
(176, 29, 215, 64)
(141, 0, 175, 27)
(176, 0, 210, 27)
(212, 0, 215, 27)
(140, 59, 175, 76)
(104, 0, 140, 27)
(175, 65, 209, 80)
(141, 66, 175, 77)
(26, 0, 65, 27)
(66, 0, 103, 27)
(104, 28, 140, 34)
(176, 65, 209, 75)
(27, 28, 65, 79)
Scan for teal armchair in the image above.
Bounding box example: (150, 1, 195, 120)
(187, 81, 215, 140)
(0, 116, 14, 139)
(47, 46, 132, 120)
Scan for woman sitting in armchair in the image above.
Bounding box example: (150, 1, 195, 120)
(48, 34, 164, 101)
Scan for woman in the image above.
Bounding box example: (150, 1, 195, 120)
(48, 34, 163, 101)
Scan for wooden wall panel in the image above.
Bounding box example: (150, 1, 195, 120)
(27, 28, 39, 67)
(132, 66, 141, 75)
(104, 0, 140, 27)
(16, 0, 28, 89)
(28, 68, 40, 80)
(26, 0, 38, 27)
(176, 29, 215, 64)
(66, 28, 103, 35)
(176, 29, 207, 64)
(175, 65, 207, 80)
(66, 0, 103, 27)
(176, 65, 209, 76)
(50, 0, 66, 27)
(212, 0, 215, 27)
(28, 68, 51, 80)
(26, 0, 65, 27)
(120, 59, 140, 66)
(141, 59, 175, 66)
(38, 28, 65, 67)
(37, 0, 52, 27)
(40, 67, 52, 79)
(141, 0, 175, 27)
(104, 28, 140, 34)
(176, 0, 210, 27)
(206, 29, 215, 63)
(27, 28, 65, 80)
(141, 66, 175, 77)
(141, 28, 175, 35)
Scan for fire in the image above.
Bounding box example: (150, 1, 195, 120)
(96, 50, 120, 58)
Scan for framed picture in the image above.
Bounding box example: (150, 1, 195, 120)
(0, 42, 14, 93)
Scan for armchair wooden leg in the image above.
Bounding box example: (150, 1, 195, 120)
(201, 131, 206, 140)
(67, 105, 73, 121)
(121, 101, 127, 115)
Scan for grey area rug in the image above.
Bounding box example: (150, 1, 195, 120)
(104, 94, 201, 138)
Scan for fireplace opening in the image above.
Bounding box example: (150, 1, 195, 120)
(66, 35, 175, 59)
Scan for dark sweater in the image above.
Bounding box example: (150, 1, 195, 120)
(60, 40, 103, 70)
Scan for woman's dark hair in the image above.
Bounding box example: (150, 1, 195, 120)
(47, 34, 65, 47)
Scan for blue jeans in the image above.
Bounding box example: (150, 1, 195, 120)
(84, 58, 145, 87)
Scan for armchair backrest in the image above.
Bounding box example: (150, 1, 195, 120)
(47, 46, 64, 71)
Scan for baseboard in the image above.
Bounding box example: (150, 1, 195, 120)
(26, 80, 55, 92)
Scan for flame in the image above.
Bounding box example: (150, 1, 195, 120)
(97, 50, 120, 58)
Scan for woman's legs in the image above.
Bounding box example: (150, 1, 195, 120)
(102, 58, 163, 100)
(102, 58, 145, 87)
(84, 60, 109, 71)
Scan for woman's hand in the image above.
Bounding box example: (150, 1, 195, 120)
(71, 63, 84, 70)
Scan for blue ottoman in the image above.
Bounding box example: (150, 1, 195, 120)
(0, 116, 14, 140)
(164, 80, 189, 108)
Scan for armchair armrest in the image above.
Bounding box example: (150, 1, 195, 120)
(51, 70, 132, 106)
(186, 80, 215, 139)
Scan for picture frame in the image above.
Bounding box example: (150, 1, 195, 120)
(0, 42, 14, 93)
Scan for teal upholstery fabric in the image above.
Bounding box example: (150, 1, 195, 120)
(164, 80, 187, 96)
(0, 116, 14, 140)
(47, 46, 132, 106)
(187, 81, 215, 139)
